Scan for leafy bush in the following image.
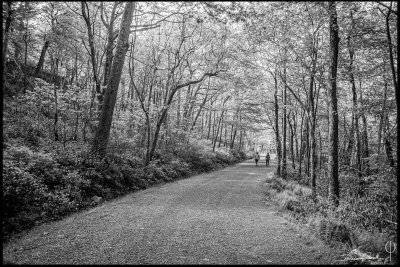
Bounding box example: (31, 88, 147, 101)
(264, 167, 397, 258)
(3, 163, 48, 218)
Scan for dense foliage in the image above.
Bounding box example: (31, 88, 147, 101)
(264, 164, 397, 260)
(2, 136, 250, 241)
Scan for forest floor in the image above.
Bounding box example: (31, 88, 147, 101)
(3, 158, 344, 264)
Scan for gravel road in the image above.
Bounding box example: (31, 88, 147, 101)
(3, 158, 341, 264)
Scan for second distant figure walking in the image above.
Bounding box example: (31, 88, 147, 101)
(265, 153, 270, 166)
(255, 152, 260, 166)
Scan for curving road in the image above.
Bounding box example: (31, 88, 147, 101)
(3, 158, 340, 264)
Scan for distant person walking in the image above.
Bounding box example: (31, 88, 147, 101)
(265, 153, 270, 166)
(254, 152, 260, 166)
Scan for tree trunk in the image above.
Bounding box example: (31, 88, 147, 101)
(102, 3, 118, 89)
(273, 72, 282, 176)
(359, 84, 369, 175)
(298, 110, 304, 175)
(239, 130, 243, 149)
(230, 128, 237, 149)
(212, 111, 216, 144)
(81, 2, 103, 107)
(35, 40, 50, 75)
(53, 83, 59, 141)
(177, 88, 181, 127)
(309, 50, 317, 198)
(328, 1, 340, 206)
(282, 84, 287, 179)
(384, 4, 398, 141)
(378, 79, 388, 154)
(349, 40, 362, 178)
(207, 109, 212, 140)
(3, 1, 13, 98)
(23, 4, 29, 93)
(218, 123, 223, 147)
(305, 118, 310, 177)
(91, 2, 135, 157)
(288, 114, 295, 169)
(309, 118, 317, 198)
(213, 111, 224, 152)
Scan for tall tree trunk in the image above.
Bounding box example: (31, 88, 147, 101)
(3, 1, 13, 98)
(384, 4, 398, 142)
(212, 111, 216, 144)
(328, 1, 340, 206)
(218, 123, 223, 147)
(273, 72, 282, 176)
(81, 1, 102, 107)
(348, 31, 362, 178)
(23, 3, 29, 93)
(207, 108, 212, 140)
(91, 2, 135, 157)
(177, 88, 181, 127)
(239, 130, 243, 149)
(298, 110, 304, 175)
(305, 119, 310, 176)
(230, 128, 237, 149)
(190, 87, 210, 131)
(213, 111, 224, 152)
(288, 114, 295, 169)
(309, 50, 317, 198)
(224, 123, 228, 147)
(282, 66, 287, 179)
(293, 113, 299, 166)
(378, 79, 388, 154)
(359, 84, 369, 175)
(101, 3, 119, 89)
(309, 119, 317, 198)
(35, 40, 50, 75)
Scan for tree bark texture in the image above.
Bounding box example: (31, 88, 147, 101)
(91, 2, 135, 157)
(273, 72, 282, 176)
(282, 70, 287, 179)
(35, 40, 50, 75)
(81, 1, 103, 107)
(328, 1, 340, 206)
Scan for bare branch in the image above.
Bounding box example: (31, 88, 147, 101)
(375, 1, 397, 15)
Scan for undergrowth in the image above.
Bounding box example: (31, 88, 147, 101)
(264, 164, 397, 264)
(2, 140, 251, 243)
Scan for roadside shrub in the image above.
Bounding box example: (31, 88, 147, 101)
(118, 163, 141, 189)
(61, 170, 91, 203)
(264, 168, 397, 259)
(187, 152, 215, 172)
(319, 217, 355, 247)
(42, 190, 79, 219)
(146, 161, 168, 182)
(270, 177, 285, 193)
(169, 159, 191, 177)
(215, 151, 232, 165)
(160, 163, 177, 181)
(2, 138, 250, 242)
(3, 163, 48, 218)
(230, 149, 241, 161)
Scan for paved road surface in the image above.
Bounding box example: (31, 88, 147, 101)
(3, 158, 340, 264)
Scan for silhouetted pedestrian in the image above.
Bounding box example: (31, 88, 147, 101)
(266, 153, 270, 166)
(255, 152, 260, 166)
